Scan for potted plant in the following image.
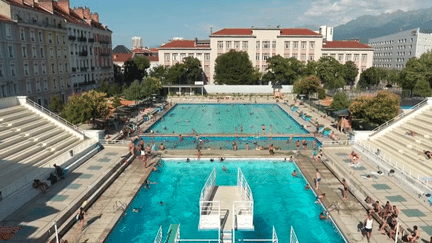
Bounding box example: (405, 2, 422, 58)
(323, 127, 331, 136)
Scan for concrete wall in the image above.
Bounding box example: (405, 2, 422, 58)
(204, 85, 293, 94)
(0, 96, 19, 109)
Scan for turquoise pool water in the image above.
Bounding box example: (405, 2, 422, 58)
(105, 159, 345, 243)
(146, 104, 308, 134)
(139, 136, 321, 151)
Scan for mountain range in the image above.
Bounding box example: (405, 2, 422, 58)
(333, 7, 432, 43)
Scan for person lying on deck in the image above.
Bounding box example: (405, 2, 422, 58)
(406, 130, 416, 137)
(423, 150, 432, 159)
(33, 179, 49, 193)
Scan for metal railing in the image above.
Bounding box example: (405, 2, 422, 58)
(290, 226, 299, 243)
(25, 97, 89, 138)
(100, 139, 130, 145)
(356, 140, 432, 191)
(272, 226, 278, 243)
(321, 140, 354, 146)
(238, 168, 253, 201)
(154, 226, 163, 243)
(370, 98, 429, 136)
(200, 167, 216, 201)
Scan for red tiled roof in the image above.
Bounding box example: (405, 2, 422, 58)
(113, 53, 132, 63)
(211, 28, 253, 36)
(159, 40, 209, 49)
(323, 41, 372, 49)
(147, 56, 159, 62)
(280, 28, 321, 36)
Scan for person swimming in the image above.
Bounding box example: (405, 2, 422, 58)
(222, 165, 227, 172)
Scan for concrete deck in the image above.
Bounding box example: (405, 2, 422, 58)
(212, 186, 242, 232)
(0, 147, 128, 243)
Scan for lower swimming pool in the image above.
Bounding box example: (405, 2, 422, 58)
(138, 136, 321, 151)
(105, 159, 345, 243)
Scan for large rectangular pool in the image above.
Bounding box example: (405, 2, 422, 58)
(105, 159, 345, 243)
(146, 104, 308, 134)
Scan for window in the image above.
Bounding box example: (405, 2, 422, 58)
(293, 41, 298, 49)
(262, 41, 270, 49)
(164, 53, 170, 61)
(22, 46, 27, 58)
(180, 53, 186, 61)
(36, 80, 41, 92)
(301, 41, 307, 49)
(226, 41, 231, 49)
(38, 32, 43, 42)
(217, 41, 223, 49)
(24, 63, 29, 76)
(234, 41, 240, 49)
(284, 41, 290, 49)
(361, 54, 367, 61)
(65, 63, 68, 72)
(6, 26, 12, 39)
(20, 29, 25, 41)
(0, 84, 6, 98)
(50, 48, 54, 58)
(309, 55, 314, 61)
(272, 41, 276, 49)
(57, 48, 61, 58)
(10, 64, 15, 76)
(196, 53, 202, 61)
(30, 31, 35, 42)
(34, 63, 38, 75)
(345, 54, 351, 61)
(338, 54, 343, 61)
(256, 41, 260, 49)
(263, 53, 269, 60)
(0, 63, 3, 77)
(354, 54, 359, 61)
(8, 45, 14, 58)
(0, 45, 2, 58)
(64, 48, 67, 58)
(60, 78, 64, 88)
(256, 53, 260, 61)
(51, 63, 55, 73)
(56, 34, 59, 44)
(48, 33, 52, 43)
(40, 47, 45, 58)
(172, 53, 177, 61)
(310, 41, 315, 49)
(32, 46, 37, 58)
(242, 41, 248, 49)
(204, 53, 210, 61)
(26, 81, 32, 94)
(59, 63, 63, 72)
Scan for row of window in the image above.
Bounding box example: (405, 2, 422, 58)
(322, 53, 368, 62)
(27, 78, 70, 94)
(370, 38, 415, 46)
(373, 64, 406, 69)
(0, 83, 18, 98)
(216, 41, 316, 50)
(164, 53, 210, 61)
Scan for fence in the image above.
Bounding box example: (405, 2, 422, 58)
(200, 167, 216, 201)
(272, 226, 278, 243)
(290, 226, 299, 243)
(237, 168, 253, 201)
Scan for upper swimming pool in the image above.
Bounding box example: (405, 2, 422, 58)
(105, 159, 345, 243)
(146, 104, 308, 134)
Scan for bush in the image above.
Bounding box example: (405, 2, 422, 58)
(318, 88, 326, 99)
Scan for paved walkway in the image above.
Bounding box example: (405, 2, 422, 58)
(1, 147, 128, 243)
(324, 146, 432, 243)
(60, 155, 158, 243)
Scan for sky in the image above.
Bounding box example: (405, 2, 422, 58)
(72, 0, 431, 49)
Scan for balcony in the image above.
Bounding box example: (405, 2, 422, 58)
(100, 53, 110, 57)
(91, 67, 95, 71)
(99, 40, 110, 45)
(88, 38, 95, 43)
(68, 36, 76, 41)
(72, 67, 77, 72)
(80, 67, 88, 71)
(78, 37, 87, 42)
(79, 51, 88, 57)
(101, 66, 112, 70)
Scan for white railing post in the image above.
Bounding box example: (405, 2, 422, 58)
(54, 221, 59, 243)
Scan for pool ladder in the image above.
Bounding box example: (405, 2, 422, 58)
(113, 201, 127, 212)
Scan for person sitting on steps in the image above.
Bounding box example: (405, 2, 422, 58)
(33, 179, 49, 193)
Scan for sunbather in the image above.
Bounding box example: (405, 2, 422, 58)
(33, 179, 49, 193)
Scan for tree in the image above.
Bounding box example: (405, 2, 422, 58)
(133, 56, 150, 78)
(150, 65, 169, 84)
(413, 78, 432, 97)
(97, 80, 121, 97)
(184, 57, 204, 84)
(261, 55, 304, 85)
(123, 59, 140, 83)
(293, 75, 322, 99)
(62, 90, 110, 125)
(343, 61, 358, 86)
(123, 80, 146, 103)
(358, 67, 380, 88)
(316, 56, 345, 89)
(112, 95, 122, 110)
(399, 53, 432, 95)
(141, 76, 162, 98)
(49, 96, 64, 113)
(330, 92, 350, 110)
(166, 63, 187, 85)
(304, 60, 318, 77)
(214, 50, 255, 85)
(350, 91, 400, 125)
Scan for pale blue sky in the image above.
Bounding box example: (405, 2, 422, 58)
(73, 0, 431, 48)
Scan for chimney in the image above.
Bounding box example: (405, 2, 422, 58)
(83, 7, 91, 19)
(72, 7, 84, 19)
(90, 13, 99, 23)
(56, 0, 70, 15)
(38, 0, 53, 14)
(210, 27, 213, 34)
(23, 0, 34, 7)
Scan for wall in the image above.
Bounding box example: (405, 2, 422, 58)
(0, 96, 19, 109)
(204, 85, 293, 94)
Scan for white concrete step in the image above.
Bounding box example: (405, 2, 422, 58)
(31, 128, 63, 143)
(0, 110, 30, 122)
(393, 127, 432, 149)
(0, 139, 36, 158)
(400, 123, 432, 139)
(48, 136, 79, 153)
(32, 139, 84, 168)
(0, 133, 27, 150)
(41, 132, 70, 147)
(0, 106, 25, 117)
(13, 119, 47, 133)
(6, 114, 41, 127)
(4, 143, 45, 163)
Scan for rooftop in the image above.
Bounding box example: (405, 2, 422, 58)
(322, 41, 372, 49)
(210, 28, 321, 36)
(159, 39, 210, 49)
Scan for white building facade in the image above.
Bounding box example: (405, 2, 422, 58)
(369, 28, 432, 70)
(159, 27, 374, 84)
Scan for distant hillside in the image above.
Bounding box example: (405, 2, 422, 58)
(333, 7, 432, 43)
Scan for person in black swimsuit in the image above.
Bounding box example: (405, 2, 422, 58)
(77, 207, 87, 231)
(302, 138, 308, 151)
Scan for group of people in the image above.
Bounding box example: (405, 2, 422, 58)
(130, 140, 167, 168)
(32, 164, 65, 194)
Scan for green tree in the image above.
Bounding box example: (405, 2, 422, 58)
(343, 61, 358, 86)
(214, 50, 255, 85)
(350, 91, 400, 125)
(150, 65, 169, 84)
(112, 95, 122, 110)
(133, 56, 150, 77)
(413, 78, 432, 97)
(123, 80, 146, 102)
(97, 80, 121, 97)
(330, 92, 350, 110)
(358, 67, 380, 88)
(304, 60, 318, 77)
(261, 55, 304, 85)
(82, 90, 110, 126)
(123, 59, 140, 83)
(49, 95, 64, 113)
(316, 56, 345, 89)
(293, 75, 322, 99)
(62, 91, 110, 125)
(166, 63, 187, 84)
(399, 53, 432, 94)
(141, 77, 162, 98)
(184, 57, 204, 84)
(387, 70, 400, 85)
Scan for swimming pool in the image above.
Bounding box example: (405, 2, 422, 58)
(146, 104, 308, 134)
(105, 159, 345, 243)
(138, 136, 321, 151)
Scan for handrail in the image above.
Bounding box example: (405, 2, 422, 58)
(200, 167, 216, 201)
(370, 98, 429, 137)
(25, 97, 89, 138)
(290, 226, 299, 243)
(153, 226, 163, 243)
(272, 226, 278, 243)
(237, 168, 253, 201)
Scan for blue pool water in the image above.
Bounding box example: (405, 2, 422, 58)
(105, 159, 345, 243)
(146, 104, 308, 134)
(139, 136, 321, 151)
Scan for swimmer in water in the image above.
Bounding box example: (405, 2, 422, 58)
(159, 201, 164, 205)
(222, 166, 227, 172)
(133, 208, 139, 213)
(185, 119, 190, 123)
(208, 123, 211, 126)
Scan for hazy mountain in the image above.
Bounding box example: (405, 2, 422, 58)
(333, 7, 432, 43)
